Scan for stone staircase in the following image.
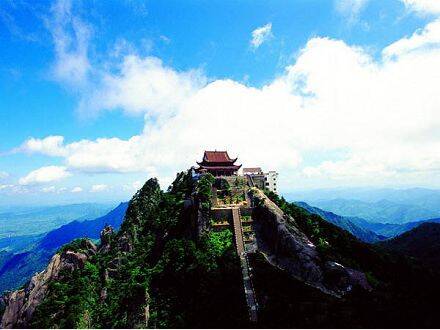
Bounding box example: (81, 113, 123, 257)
(232, 207, 258, 323)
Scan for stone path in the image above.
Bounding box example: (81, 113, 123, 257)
(232, 207, 258, 323)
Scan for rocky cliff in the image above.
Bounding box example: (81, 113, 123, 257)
(1, 240, 96, 328)
(250, 188, 371, 296)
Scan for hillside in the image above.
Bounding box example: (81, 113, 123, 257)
(0, 203, 128, 294)
(294, 201, 384, 243)
(379, 223, 440, 270)
(1, 172, 440, 328)
(285, 188, 440, 214)
(307, 198, 440, 224)
(352, 216, 440, 237)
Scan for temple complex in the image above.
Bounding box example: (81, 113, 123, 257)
(194, 150, 281, 323)
(196, 150, 242, 176)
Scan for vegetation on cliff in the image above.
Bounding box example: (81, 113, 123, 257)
(29, 172, 248, 328)
(255, 190, 440, 328)
(3, 176, 440, 328)
(379, 222, 440, 270)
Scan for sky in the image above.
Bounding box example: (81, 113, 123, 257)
(1, 0, 440, 205)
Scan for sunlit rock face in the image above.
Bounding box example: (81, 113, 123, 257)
(0, 242, 96, 329)
(250, 188, 371, 296)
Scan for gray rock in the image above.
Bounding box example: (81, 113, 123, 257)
(250, 188, 372, 297)
(1, 243, 94, 328)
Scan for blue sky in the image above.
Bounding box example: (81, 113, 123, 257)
(1, 0, 440, 205)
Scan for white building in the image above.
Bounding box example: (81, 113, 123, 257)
(264, 171, 278, 193)
(243, 167, 278, 193)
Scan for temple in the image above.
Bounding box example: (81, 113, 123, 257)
(196, 150, 242, 176)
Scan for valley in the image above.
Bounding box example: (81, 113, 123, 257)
(0, 204, 113, 240)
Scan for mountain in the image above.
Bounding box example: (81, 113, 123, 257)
(351, 216, 440, 237)
(378, 222, 440, 270)
(0, 203, 128, 294)
(294, 201, 384, 243)
(37, 202, 128, 251)
(2, 172, 440, 328)
(0, 234, 44, 253)
(0, 203, 113, 239)
(293, 201, 439, 239)
(306, 198, 440, 224)
(285, 187, 440, 209)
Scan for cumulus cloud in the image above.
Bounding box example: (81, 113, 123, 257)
(19, 166, 71, 185)
(250, 23, 273, 49)
(71, 186, 83, 193)
(78, 55, 206, 118)
(19, 13, 440, 189)
(402, 0, 440, 15)
(90, 184, 108, 192)
(19, 135, 66, 157)
(383, 19, 440, 59)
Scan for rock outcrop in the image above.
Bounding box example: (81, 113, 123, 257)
(250, 188, 371, 296)
(99, 225, 114, 254)
(0, 241, 96, 329)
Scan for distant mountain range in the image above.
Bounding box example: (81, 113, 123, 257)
(0, 203, 113, 239)
(350, 216, 440, 237)
(286, 188, 440, 224)
(285, 187, 440, 206)
(297, 200, 440, 238)
(294, 202, 385, 243)
(0, 202, 128, 294)
(307, 198, 440, 224)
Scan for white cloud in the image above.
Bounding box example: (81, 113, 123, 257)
(79, 55, 206, 118)
(0, 171, 8, 179)
(90, 184, 108, 192)
(0, 184, 13, 190)
(20, 16, 440, 189)
(71, 186, 83, 193)
(41, 186, 69, 193)
(250, 23, 273, 49)
(383, 19, 440, 59)
(19, 135, 66, 157)
(47, 0, 91, 85)
(41, 186, 56, 193)
(402, 0, 440, 15)
(19, 166, 71, 185)
(335, 0, 369, 22)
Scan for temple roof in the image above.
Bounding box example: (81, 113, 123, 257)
(197, 164, 242, 170)
(202, 150, 237, 163)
